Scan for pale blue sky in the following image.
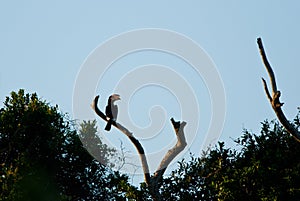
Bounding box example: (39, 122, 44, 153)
(1, 1, 300, 181)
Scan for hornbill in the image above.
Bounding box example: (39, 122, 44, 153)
(105, 94, 120, 131)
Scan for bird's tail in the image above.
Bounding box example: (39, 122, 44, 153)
(105, 120, 113, 131)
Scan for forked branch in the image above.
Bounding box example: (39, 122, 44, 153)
(257, 38, 300, 142)
(91, 95, 188, 198)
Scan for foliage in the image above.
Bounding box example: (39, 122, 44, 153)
(2, 89, 300, 200)
(79, 120, 119, 169)
(0, 90, 129, 201)
(156, 119, 300, 200)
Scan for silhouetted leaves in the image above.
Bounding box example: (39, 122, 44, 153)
(2, 90, 300, 200)
(0, 90, 129, 200)
(157, 120, 300, 200)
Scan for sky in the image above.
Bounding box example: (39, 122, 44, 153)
(1, 1, 300, 183)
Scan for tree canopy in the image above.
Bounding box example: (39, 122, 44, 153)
(157, 119, 300, 200)
(0, 90, 128, 201)
(1, 89, 300, 200)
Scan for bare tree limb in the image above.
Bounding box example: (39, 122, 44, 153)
(257, 38, 300, 142)
(91, 95, 188, 200)
(257, 38, 278, 94)
(91, 95, 151, 184)
(148, 118, 187, 200)
(153, 118, 187, 181)
(261, 78, 272, 103)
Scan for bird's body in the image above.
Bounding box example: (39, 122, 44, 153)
(105, 94, 120, 131)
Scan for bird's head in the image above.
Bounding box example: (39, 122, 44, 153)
(110, 94, 121, 102)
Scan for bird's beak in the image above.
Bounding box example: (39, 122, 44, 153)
(113, 94, 121, 100)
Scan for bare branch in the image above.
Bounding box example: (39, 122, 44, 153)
(92, 96, 188, 200)
(91, 95, 151, 184)
(261, 77, 272, 103)
(147, 118, 187, 200)
(257, 38, 300, 142)
(257, 38, 278, 94)
(153, 118, 187, 182)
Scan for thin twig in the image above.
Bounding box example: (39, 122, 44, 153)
(261, 77, 272, 103)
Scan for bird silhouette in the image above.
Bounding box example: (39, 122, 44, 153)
(105, 94, 120, 131)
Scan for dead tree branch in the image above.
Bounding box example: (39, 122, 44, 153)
(257, 38, 300, 142)
(152, 118, 187, 182)
(91, 95, 187, 200)
(147, 118, 187, 200)
(91, 95, 150, 184)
